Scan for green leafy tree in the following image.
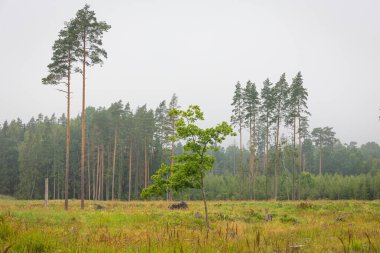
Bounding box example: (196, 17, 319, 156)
(142, 105, 234, 228)
(72, 4, 111, 209)
(42, 21, 78, 210)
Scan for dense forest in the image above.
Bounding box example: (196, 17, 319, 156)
(1, 77, 380, 201)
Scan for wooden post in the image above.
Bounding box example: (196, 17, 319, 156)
(45, 177, 49, 207)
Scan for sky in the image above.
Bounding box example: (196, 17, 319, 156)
(0, 0, 379, 146)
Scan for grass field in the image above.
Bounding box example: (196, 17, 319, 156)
(0, 199, 380, 252)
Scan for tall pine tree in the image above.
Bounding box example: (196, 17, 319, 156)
(243, 80, 260, 200)
(42, 21, 78, 210)
(231, 81, 244, 199)
(272, 73, 289, 200)
(73, 4, 111, 209)
(259, 78, 274, 199)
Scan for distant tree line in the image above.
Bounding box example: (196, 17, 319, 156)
(227, 72, 378, 200)
(1, 93, 380, 200)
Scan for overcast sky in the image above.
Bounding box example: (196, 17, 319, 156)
(0, 0, 379, 146)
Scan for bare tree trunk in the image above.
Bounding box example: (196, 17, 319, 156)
(87, 142, 91, 200)
(319, 146, 323, 176)
(92, 147, 96, 200)
(112, 129, 117, 201)
(45, 178, 49, 208)
(298, 112, 302, 172)
(239, 123, 243, 199)
(64, 58, 71, 210)
(101, 144, 105, 200)
(128, 141, 132, 201)
(144, 138, 147, 188)
(274, 116, 280, 201)
(96, 145, 100, 200)
(107, 145, 111, 200)
(292, 116, 296, 201)
(135, 146, 139, 199)
(249, 119, 256, 200)
(118, 144, 123, 200)
(53, 167, 56, 200)
(252, 118, 256, 200)
(169, 119, 175, 201)
(80, 35, 86, 210)
(200, 177, 209, 229)
(265, 118, 269, 200)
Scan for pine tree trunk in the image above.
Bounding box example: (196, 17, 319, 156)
(87, 143, 91, 200)
(80, 35, 86, 210)
(249, 118, 256, 200)
(298, 111, 302, 172)
(297, 108, 302, 200)
(274, 116, 280, 200)
(265, 117, 269, 200)
(169, 119, 175, 201)
(45, 178, 49, 208)
(112, 129, 117, 201)
(319, 146, 323, 176)
(292, 116, 296, 201)
(128, 141, 132, 201)
(239, 123, 243, 199)
(64, 57, 71, 210)
(92, 147, 96, 200)
(134, 145, 139, 199)
(101, 144, 105, 200)
(53, 167, 56, 200)
(118, 144, 123, 200)
(144, 138, 147, 188)
(106, 145, 111, 201)
(96, 145, 100, 200)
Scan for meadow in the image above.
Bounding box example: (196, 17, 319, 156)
(0, 198, 380, 252)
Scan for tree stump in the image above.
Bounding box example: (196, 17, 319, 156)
(265, 208, 272, 221)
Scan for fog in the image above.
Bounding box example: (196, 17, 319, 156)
(0, 0, 379, 145)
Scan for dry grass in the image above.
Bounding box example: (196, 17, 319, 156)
(0, 200, 379, 252)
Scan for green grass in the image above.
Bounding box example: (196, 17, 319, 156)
(0, 200, 379, 252)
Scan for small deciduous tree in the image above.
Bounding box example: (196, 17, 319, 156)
(141, 105, 234, 229)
